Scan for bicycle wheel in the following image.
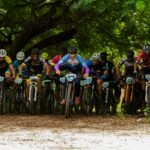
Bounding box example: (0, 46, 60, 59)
(0, 88, 6, 114)
(29, 86, 35, 114)
(65, 84, 72, 119)
(81, 87, 87, 114)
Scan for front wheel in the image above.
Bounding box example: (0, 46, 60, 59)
(28, 86, 36, 115)
(65, 84, 72, 119)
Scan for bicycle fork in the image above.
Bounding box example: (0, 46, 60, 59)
(29, 83, 38, 102)
(145, 81, 150, 107)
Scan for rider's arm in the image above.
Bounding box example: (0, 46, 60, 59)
(54, 54, 69, 73)
(44, 62, 50, 75)
(49, 55, 61, 75)
(116, 59, 124, 78)
(5, 56, 15, 78)
(9, 64, 15, 78)
(76, 54, 90, 76)
(18, 63, 26, 75)
(134, 52, 143, 72)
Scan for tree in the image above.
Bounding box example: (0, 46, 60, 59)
(0, 0, 149, 59)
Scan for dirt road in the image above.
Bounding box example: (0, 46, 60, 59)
(0, 114, 150, 150)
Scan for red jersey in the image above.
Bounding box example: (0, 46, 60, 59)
(51, 55, 61, 66)
(136, 50, 150, 67)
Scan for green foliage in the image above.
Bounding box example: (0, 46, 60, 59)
(0, 0, 149, 60)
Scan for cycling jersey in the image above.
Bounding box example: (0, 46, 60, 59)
(51, 55, 61, 66)
(136, 50, 150, 67)
(0, 56, 12, 76)
(119, 58, 136, 76)
(23, 56, 45, 75)
(85, 60, 102, 76)
(99, 60, 114, 81)
(55, 54, 89, 74)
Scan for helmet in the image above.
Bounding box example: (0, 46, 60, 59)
(100, 51, 107, 61)
(41, 52, 49, 59)
(16, 51, 25, 60)
(126, 50, 134, 58)
(92, 52, 100, 61)
(68, 46, 77, 53)
(0, 49, 7, 57)
(143, 44, 150, 55)
(31, 48, 40, 55)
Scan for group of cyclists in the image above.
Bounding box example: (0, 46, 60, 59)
(0, 43, 150, 115)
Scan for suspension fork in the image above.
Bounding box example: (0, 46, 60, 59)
(105, 87, 109, 104)
(29, 83, 38, 101)
(145, 81, 150, 106)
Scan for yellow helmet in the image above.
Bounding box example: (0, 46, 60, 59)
(41, 52, 49, 59)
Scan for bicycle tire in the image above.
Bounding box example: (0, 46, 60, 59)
(29, 86, 35, 114)
(65, 84, 72, 119)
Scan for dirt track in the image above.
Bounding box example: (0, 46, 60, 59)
(0, 114, 150, 149)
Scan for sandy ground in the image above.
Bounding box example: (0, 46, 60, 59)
(0, 114, 150, 150)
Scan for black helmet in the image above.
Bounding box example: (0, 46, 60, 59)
(126, 50, 134, 58)
(68, 46, 77, 53)
(143, 44, 150, 55)
(31, 48, 40, 55)
(100, 51, 107, 61)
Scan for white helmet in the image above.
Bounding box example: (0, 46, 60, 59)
(92, 52, 100, 61)
(16, 51, 25, 60)
(0, 49, 7, 57)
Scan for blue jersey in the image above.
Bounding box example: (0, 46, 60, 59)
(55, 54, 89, 74)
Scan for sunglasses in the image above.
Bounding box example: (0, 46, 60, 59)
(69, 52, 77, 54)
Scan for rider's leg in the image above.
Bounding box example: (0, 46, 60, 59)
(97, 78, 103, 97)
(36, 76, 42, 95)
(26, 79, 30, 99)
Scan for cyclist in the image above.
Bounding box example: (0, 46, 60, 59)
(117, 50, 142, 113)
(0, 49, 15, 79)
(135, 44, 150, 75)
(12, 51, 25, 75)
(96, 51, 120, 114)
(55, 46, 89, 105)
(97, 51, 114, 98)
(84, 52, 103, 114)
(117, 50, 138, 79)
(135, 44, 150, 109)
(19, 48, 50, 100)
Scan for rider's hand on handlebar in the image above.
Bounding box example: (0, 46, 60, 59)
(56, 70, 61, 75)
(44, 75, 50, 80)
(83, 74, 89, 78)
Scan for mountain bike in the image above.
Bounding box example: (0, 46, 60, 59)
(101, 81, 116, 114)
(145, 74, 150, 115)
(42, 78, 55, 114)
(12, 77, 26, 113)
(64, 73, 76, 119)
(0, 76, 5, 114)
(121, 77, 135, 114)
(27, 76, 39, 114)
(80, 77, 93, 115)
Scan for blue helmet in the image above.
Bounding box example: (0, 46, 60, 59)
(68, 46, 77, 53)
